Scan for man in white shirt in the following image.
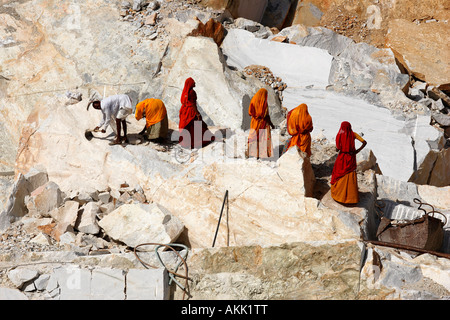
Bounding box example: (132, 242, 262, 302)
(88, 94, 133, 145)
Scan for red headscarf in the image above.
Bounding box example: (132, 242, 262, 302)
(179, 77, 198, 131)
(331, 121, 357, 185)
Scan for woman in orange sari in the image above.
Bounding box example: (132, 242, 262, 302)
(330, 121, 367, 204)
(178, 77, 214, 149)
(282, 103, 313, 156)
(135, 98, 168, 142)
(247, 88, 274, 159)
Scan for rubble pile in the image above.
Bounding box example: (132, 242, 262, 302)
(0, 167, 176, 257)
(322, 13, 370, 43)
(243, 65, 287, 101)
(409, 80, 450, 135)
(118, 0, 224, 41)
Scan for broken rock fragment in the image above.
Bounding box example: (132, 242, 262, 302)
(98, 203, 184, 250)
(26, 181, 64, 218)
(75, 201, 100, 235)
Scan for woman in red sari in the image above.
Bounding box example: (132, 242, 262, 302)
(282, 103, 313, 156)
(178, 77, 214, 149)
(330, 121, 367, 204)
(247, 88, 274, 159)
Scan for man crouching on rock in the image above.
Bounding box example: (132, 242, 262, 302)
(88, 94, 133, 145)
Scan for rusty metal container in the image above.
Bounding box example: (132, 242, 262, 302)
(376, 215, 445, 251)
(376, 198, 447, 252)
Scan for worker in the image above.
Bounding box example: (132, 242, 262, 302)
(135, 98, 168, 142)
(246, 88, 274, 159)
(282, 103, 313, 156)
(330, 121, 367, 205)
(88, 94, 133, 145)
(178, 77, 214, 149)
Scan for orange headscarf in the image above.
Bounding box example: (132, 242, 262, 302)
(248, 88, 269, 132)
(285, 103, 313, 156)
(135, 98, 167, 128)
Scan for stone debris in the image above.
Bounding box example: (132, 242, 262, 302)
(243, 65, 287, 101)
(2, 265, 169, 300)
(98, 203, 185, 251)
(0, 173, 157, 257)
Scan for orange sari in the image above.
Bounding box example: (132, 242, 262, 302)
(247, 88, 273, 158)
(284, 103, 313, 156)
(135, 98, 167, 128)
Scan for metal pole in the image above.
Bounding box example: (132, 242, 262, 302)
(212, 190, 229, 247)
(365, 240, 450, 259)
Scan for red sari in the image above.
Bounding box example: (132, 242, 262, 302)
(178, 77, 213, 149)
(330, 121, 360, 204)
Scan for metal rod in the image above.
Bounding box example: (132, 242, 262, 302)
(365, 240, 450, 259)
(212, 190, 229, 248)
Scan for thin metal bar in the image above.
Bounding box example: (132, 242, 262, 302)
(365, 240, 450, 259)
(212, 190, 229, 248)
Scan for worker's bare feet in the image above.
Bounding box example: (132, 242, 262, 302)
(109, 138, 121, 146)
(121, 136, 130, 144)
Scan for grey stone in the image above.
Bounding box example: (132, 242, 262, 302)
(298, 26, 354, 57)
(408, 86, 425, 101)
(45, 274, 59, 293)
(98, 191, 111, 204)
(23, 282, 36, 292)
(52, 266, 92, 300)
(110, 189, 121, 200)
(98, 203, 184, 250)
(431, 99, 445, 112)
(26, 181, 64, 217)
(24, 167, 49, 193)
(418, 97, 433, 109)
(91, 268, 125, 300)
(39, 266, 168, 300)
(147, 1, 159, 11)
(35, 274, 51, 291)
(379, 258, 423, 289)
(99, 202, 115, 215)
(432, 113, 450, 127)
(0, 167, 48, 230)
(121, 1, 131, 9)
(126, 268, 168, 300)
(0, 174, 29, 231)
(0, 287, 28, 300)
(132, 0, 145, 11)
(409, 148, 450, 187)
(74, 191, 93, 204)
(329, 40, 409, 103)
(356, 148, 378, 172)
(234, 17, 262, 33)
(65, 91, 82, 101)
(380, 202, 423, 220)
(376, 174, 421, 206)
(59, 232, 77, 245)
(8, 268, 40, 288)
(75, 201, 100, 234)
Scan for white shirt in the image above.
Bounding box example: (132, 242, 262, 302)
(98, 94, 132, 130)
